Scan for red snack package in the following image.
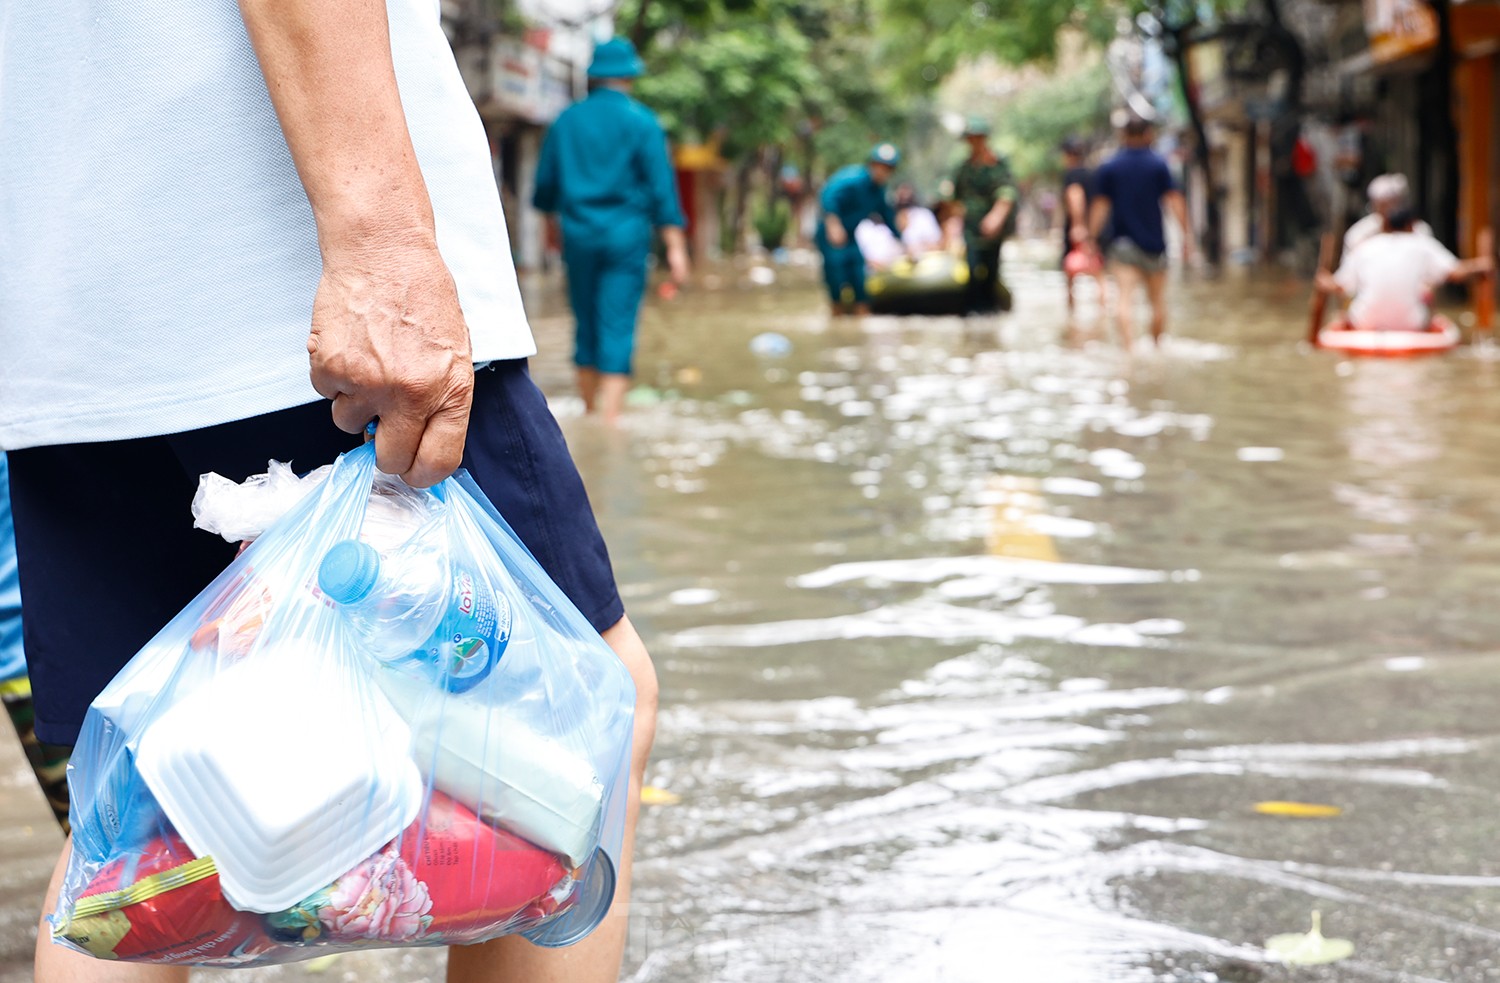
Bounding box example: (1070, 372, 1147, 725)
(53, 833, 273, 966)
(269, 792, 575, 946)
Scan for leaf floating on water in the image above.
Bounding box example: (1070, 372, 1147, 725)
(641, 785, 681, 806)
(303, 954, 342, 973)
(1266, 911, 1355, 966)
(1253, 800, 1342, 819)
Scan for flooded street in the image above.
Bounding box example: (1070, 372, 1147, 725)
(9, 250, 1500, 981)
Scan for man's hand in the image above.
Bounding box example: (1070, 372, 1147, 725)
(238, 0, 476, 488)
(666, 244, 689, 284)
(825, 217, 848, 248)
(1314, 269, 1342, 295)
(308, 234, 474, 487)
(1069, 223, 1088, 246)
(979, 201, 1011, 240)
(662, 225, 690, 285)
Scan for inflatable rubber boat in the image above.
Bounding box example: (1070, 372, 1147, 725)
(866, 252, 1011, 316)
(1316, 315, 1461, 356)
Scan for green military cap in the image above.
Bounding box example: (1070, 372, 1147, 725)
(869, 142, 901, 166)
(962, 116, 992, 137)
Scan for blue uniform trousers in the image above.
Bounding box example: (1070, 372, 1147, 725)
(563, 233, 649, 376)
(817, 240, 868, 306)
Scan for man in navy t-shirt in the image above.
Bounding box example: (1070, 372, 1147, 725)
(1087, 117, 1194, 346)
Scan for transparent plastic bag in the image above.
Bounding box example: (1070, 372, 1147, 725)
(50, 442, 636, 966)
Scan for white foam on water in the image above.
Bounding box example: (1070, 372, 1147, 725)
(1041, 476, 1104, 497)
(793, 554, 1168, 589)
(668, 588, 721, 606)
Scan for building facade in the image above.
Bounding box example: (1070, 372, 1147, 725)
(442, 0, 604, 271)
(1177, 0, 1499, 280)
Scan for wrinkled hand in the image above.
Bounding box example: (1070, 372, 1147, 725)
(308, 237, 474, 488)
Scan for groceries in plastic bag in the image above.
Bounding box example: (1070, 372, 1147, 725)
(51, 442, 636, 966)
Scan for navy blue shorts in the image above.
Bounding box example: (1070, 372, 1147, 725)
(7, 360, 623, 746)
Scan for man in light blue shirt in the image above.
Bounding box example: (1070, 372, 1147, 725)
(534, 38, 689, 426)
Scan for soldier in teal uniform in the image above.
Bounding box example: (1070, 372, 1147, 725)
(534, 37, 689, 426)
(816, 143, 901, 315)
(952, 117, 1017, 314)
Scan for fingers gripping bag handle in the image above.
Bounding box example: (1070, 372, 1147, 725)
(53, 442, 637, 966)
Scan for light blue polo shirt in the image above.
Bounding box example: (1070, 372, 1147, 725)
(0, 0, 535, 451)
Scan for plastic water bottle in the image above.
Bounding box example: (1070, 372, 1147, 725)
(317, 539, 511, 692)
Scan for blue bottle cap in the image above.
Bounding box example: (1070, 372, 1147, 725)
(318, 540, 381, 605)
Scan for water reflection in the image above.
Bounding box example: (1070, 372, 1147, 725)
(610, 260, 1500, 982)
(8, 260, 1500, 983)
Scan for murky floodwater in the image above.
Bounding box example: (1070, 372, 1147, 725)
(8, 247, 1500, 982)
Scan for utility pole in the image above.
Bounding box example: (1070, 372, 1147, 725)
(1157, 1, 1223, 266)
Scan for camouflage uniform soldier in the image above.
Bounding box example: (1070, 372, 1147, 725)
(952, 117, 1017, 313)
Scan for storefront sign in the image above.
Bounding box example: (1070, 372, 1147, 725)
(1365, 0, 1439, 65)
(491, 38, 573, 124)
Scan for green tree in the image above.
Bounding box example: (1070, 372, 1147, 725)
(873, 0, 1122, 90)
(622, 0, 912, 248)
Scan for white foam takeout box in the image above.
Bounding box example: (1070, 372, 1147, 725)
(136, 643, 423, 913)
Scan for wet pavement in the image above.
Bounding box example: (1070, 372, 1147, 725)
(9, 246, 1500, 981)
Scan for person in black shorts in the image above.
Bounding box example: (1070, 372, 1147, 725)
(5, 1, 659, 980)
(1060, 138, 1103, 313)
(8, 362, 626, 753)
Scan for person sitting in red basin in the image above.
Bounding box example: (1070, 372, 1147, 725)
(1317, 209, 1493, 331)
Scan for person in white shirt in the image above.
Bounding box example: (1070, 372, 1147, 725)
(854, 217, 905, 269)
(1343, 174, 1432, 255)
(4, 3, 658, 981)
(1318, 210, 1492, 331)
(897, 205, 945, 255)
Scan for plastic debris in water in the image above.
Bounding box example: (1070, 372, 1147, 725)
(749, 332, 792, 358)
(1237, 446, 1285, 462)
(626, 386, 664, 407)
(1266, 911, 1354, 966)
(1253, 801, 1343, 819)
(640, 786, 681, 806)
(748, 266, 777, 285)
